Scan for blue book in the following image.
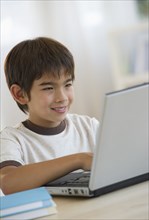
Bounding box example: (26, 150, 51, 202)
(0, 187, 56, 217)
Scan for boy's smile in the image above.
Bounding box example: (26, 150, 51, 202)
(27, 72, 74, 128)
(51, 106, 67, 113)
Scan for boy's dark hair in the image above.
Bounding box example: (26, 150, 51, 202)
(4, 37, 75, 113)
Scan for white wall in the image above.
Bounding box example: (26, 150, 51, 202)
(1, 0, 141, 129)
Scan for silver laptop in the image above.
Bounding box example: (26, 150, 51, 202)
(45, 83, 149, 197)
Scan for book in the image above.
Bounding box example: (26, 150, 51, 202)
(0, 199, 56, 217)
(1, 206, 57, 220)
(0, 187, 57, 219)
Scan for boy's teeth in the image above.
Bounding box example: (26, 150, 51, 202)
(51, 107, 66, 112)
(54, 107, 64, 110)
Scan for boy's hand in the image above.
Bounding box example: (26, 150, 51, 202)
(78, 152, 93, 171)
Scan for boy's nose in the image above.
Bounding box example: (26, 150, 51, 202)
(55, 89, 68, 103)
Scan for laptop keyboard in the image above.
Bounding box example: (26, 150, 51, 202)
(45, 171, 90, 187)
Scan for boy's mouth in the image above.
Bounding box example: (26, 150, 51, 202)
(51, 106, 67, 113)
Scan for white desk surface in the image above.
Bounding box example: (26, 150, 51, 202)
(46, 181, 149, 220)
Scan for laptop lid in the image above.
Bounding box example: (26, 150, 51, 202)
(89, 83, 149, 191)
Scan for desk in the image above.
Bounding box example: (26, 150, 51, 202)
(46, 181, 149, 220)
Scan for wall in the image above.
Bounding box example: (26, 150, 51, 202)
(1, 0, 141, 129)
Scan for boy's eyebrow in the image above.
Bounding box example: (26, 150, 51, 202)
(38, 78, 73, 86)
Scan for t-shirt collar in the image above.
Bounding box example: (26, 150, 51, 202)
(22, 119, 66, 135)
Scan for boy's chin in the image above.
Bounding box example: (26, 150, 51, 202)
(53, 114, 67, 123)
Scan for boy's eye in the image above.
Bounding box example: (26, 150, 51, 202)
(65, 83, 72, 87)
(42, 87, 53, 90)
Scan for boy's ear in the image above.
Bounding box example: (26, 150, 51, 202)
(10, 84, 29, 105)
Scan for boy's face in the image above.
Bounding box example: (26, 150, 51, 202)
(26, 71, 74, 127)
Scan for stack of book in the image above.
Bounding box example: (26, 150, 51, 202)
(0, 187, 57, 219)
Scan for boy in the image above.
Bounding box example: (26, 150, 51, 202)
(0, 37, 99, 195)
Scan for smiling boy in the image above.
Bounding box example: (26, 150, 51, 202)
(0, 37, 99, 194)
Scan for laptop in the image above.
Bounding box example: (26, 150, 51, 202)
(45, 83, 149, 197)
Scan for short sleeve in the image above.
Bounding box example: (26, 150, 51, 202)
(0, 129, 25, 167)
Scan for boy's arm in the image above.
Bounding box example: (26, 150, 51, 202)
(0, 153, 92, 195)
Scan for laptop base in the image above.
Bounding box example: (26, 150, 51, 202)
(45, 173, 149, 197)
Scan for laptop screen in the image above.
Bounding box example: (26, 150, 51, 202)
(90, 83, 149, 191)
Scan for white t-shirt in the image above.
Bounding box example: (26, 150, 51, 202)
(0, 114, 99, 168)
